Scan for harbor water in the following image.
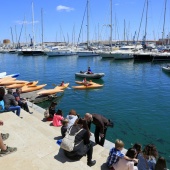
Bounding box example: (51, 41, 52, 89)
(0, 53, 170, 166)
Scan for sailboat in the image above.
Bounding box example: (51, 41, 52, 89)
(21, 3, 44, 56)
(97, 0, 115, 58)
(76, 0, 99, 57)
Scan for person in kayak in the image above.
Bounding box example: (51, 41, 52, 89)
(60, 81, 65, 86)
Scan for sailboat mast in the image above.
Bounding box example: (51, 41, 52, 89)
(162, 0, 167, 45)
(10, 27, 14, 48)
(110, 0, 113, 50)
(41, 8, 44, 49)
(32, 2, 35, 49)
(144, 0, 148, 44)
(87, 0, 90, 48)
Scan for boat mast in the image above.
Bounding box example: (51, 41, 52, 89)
(32, 2, 35, 49)
(144, 0, 148, 46)
(87, 0, 90, 48)
(10, 27, 14, 48)
(162, 0, 167, 46)
(41, 8, 44, 49)
(110, 0, 113, 50)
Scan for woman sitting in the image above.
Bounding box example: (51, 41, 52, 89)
(137, 144, 158, 170)
(44, 102, 57, 121)
(66, 109, 79, 128)
(155, 156, 168, 170)
(63, 118, 96, 167)
(112, 148, 138, 170)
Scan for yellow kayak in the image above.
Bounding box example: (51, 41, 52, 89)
(0, 80, 28, 86)
(6, 81, 39, 89)
(55, 83, 69, 90)
(0, 77, 16, 83)
(21, 84, 47, 93)
(72, 82, 103, 89)
(37, 87, 64, 95)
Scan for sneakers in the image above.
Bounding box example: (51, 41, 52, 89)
(0, 146, 17, 157)
(1, 133, 9, 141)
(87, 160, 96, 167)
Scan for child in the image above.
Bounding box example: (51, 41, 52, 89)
(53, 109, 64, 127)
(61, 118, 69, 138)
(106, 139, 138, 169)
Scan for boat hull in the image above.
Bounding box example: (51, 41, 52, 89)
(75, 72, 105, 79)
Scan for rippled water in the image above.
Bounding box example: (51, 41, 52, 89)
(1, 53, 170, 166)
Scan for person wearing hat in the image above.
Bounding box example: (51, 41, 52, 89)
(3, 89, 21, 117)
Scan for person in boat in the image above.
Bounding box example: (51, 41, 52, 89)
(3, 89, 21, 117)
(84, 113, 114, 147)
(87, 67, 92, 74)
(13, 88, 33, 114)
(82, 78, 87, 83)
(60, 81, 65, 86)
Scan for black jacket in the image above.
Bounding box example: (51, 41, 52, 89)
(88, 113, 110, 134)
(64, 125, 90, 159)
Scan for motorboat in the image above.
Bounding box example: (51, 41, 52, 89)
(75, 72, 105, 79)
(162, 65, 170, 73)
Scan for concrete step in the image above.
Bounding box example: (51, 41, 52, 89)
(0, 109, 111, 170)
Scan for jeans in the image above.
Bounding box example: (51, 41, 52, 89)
(8, 106, 21, 116)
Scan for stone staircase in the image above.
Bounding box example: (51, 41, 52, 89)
(0, 102, 117, 170)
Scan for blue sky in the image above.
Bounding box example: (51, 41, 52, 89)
(0, 0, 169, 44)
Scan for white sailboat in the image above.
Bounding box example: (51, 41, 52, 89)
(77, 0, 99, 57)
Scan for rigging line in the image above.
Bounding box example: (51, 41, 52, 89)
(77, 1, 87, 46)
(136, 0, 147, 45)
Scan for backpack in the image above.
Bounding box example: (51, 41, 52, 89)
(0, 100, 5, 112)
(60, 126, 83, 152)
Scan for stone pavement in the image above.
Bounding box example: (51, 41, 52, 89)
(0, 102, 126, 170)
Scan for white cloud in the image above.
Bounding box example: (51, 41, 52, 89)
(56, 5, 74, 12)
(15, 20, 39, 25)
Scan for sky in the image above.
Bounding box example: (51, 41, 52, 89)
(0, 0, 169, 44)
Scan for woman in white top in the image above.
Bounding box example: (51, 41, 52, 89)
(113, 148, 138, 170)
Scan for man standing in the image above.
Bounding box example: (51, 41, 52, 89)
(84, 113, 113, 147)
(13, 88, 33, 114)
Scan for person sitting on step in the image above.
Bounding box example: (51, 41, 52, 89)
(0, 120, 17, 156)
(13, 88, 33, 114)
(3, 89, 21, 117)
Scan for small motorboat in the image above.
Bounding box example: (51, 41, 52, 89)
(21, 84, 47, 93)
(75, 71, 105, 79)
(162, 65, 170, 73)
(72, 82, 103, 90)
